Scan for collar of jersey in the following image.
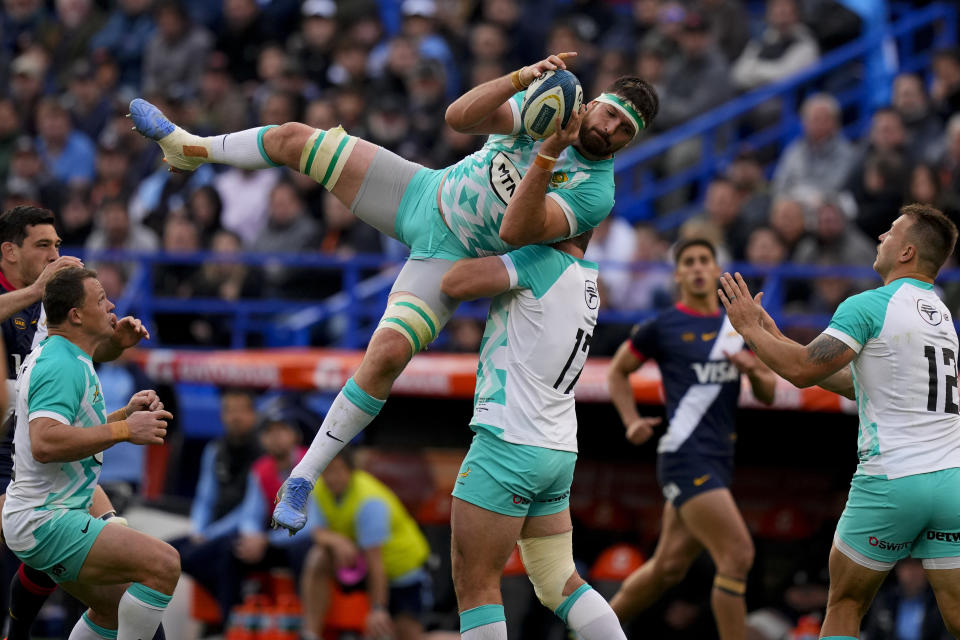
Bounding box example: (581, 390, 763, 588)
(891, 277, 934, 290)
(0, 269, 17, 292)
(569, 144, 614, 166)
(675, 302, 720, 317)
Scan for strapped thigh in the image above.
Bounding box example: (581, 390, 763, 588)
(374, 258, 460, 353)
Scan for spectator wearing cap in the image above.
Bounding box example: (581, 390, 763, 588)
(732, 0, 818, 91)
(303, 448, 432, 640)
(89, 0, 156, 92)
(42, 0, 105, 89)
(35, 96, 96, 185)
(655, 11, 732, 197)
(772, 93, 855, 197)
(142, 0, 212, 99)
(892, 75, 942, 166)
(289, 0, 338, 88)
(9, 51, 47, 133)
(65, 61, 112, 141)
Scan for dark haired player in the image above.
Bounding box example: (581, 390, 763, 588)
(606, 238, 777, 640)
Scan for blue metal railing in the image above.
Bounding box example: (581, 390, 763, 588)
(612, 3, 957, 230)
(76, 249, 960, 349)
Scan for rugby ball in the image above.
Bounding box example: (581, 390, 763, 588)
(520, 69, 583, 140)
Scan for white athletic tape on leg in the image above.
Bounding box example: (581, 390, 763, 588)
(375, 293, 441, 353)
(518, 530, 577, 611)
(300, 126, 358, 190)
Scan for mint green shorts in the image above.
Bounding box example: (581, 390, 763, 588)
(452, 428, 577, 518)
(395, 168, 473, 261)
(834, 468, 960, 570)
(13, 510, 108, 583)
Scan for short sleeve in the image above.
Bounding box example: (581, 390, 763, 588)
(503, 245, 569, 298)
(547, 175, 615, 236)
(509, 92, 525, 136)
(628, 319, 659, 363)
(28, 357, 84, 424)
(824, 289, 889, 353)
(354, 498, 390, 549)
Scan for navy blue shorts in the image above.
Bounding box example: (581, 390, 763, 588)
(656, 453, 734, 508)
(389, 569, 432, 618)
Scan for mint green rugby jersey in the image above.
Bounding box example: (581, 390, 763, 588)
(471, 244, 600, 452)
(439, 93, 616, 257)
(824, 278, 960, 479)
(3, 335, 107, 552)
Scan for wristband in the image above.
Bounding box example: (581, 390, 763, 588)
(108, 407, 127, 422)
(110, 420, 130, 442)
(511, 68, 528, 91)
(534, 153, 557, 171)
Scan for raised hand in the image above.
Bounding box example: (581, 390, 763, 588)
(126, 409, 172, 445)
(518, 51, 577, 87)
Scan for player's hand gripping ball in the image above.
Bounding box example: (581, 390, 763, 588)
(520, 69, 583, 140)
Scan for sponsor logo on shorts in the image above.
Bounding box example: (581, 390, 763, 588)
(81, 519, 90, 534)
(693, 474, 711, 487)
(538, 491, 571, 504)
(926, 530, 960, 543)
(663, 482, 681, 504)
(868, 536, 910, 551)
(512, 494, 531, 505)
(458, 467, 471, 479)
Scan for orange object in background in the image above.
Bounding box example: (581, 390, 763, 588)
(589, 543, 646, 582)
(322, 580, 370, 639)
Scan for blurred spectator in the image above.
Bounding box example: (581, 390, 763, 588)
(614, 223, 672, 311)
(326, 37, 370, 88)
(726, 150, 772, 228)
(372, 34, 420, 98)
(156, 215, 201, 296)
(85, 197, 160, 263)
(318, 190, 383, 255)
(772, 93, 855, 197)
(468, 21, 511, 68)
(215, 0, 270, 84)
(365, 95, 417, 158)
(603, 0, 662, 56)
(59, 186, 94, 246)
(585, 215, 637, 311)
(9, 50, 48, 132)
(142, 0, 213, 99)
(303, 450, 431, 639)
(768, 196, 810, 258)
(793, 198, 876, 266)
(187, 184, 224, 247)
(863, 558, 952, 640)
(931, 47, 960, 121)
(0, 0, 52, 55)
(481, 0, 542, 66)
(129, 159, 215, 233)
(845, 108, 910, 198)
(252, 181, 320, 296)
(288, 0, 337, 87)
(189, 229, 262, 303)
(0, 98, 19, 180)
(688, 177, 751, 260)
(936, 114, 960, 197)
(65, 61, 113, 142)
(732, 0, 818, 92)
(90, 136, 134, 207)
(169, 388, 263, 629)
(893, 73, 945, 165)
(89, 0, 155, 92)
(677, 216, 732, 265)
(654, 12, 731, 130)
(441, 317, 484, 353)
(35, 96, 96, 185)
(194, 51, 249, 135)
(258, 90, 302, 126)
(406, 60, 450, 153)
(699, 0, 750, 63)
(743, 226, 787, 294)
(214, 166, 282, 246)
(42, 0, 105, 88)
(906, 164, 960, 230)
(5, 135, 62, 212)
(853, 151, 909, 239)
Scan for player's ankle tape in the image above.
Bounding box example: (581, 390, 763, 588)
(110, 420, 130, 442)
(713, 574, 746, 596)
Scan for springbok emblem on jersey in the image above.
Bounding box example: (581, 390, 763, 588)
(584, 280, 599, 309)
(917, 299, 942, 326)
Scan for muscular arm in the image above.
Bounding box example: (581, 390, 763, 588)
(607, 341, 645, 427)
(444, 73, 519, 135)
(440, 256, 512, 300)
(499, 164, 573, 246)
(0, 285, 41, 323)
(817, 367, 856, 400)
(29, 417, 124, 464)
(745, 357, 778, 406)
(740, 328, 856, 388)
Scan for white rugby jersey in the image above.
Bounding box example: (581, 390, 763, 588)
(470, 244, 599, 452)
(823, 278, 960, 478)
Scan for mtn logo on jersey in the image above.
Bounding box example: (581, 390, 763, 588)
(692, 361, 739, 384)
(490, 152, 521, 205)
(917, 299, 943, 326)
(585, 280, 599, 309)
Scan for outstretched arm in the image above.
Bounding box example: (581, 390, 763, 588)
(93, 316, 150, 363)
(725, 350, 777, 405)
(445, 53, 576, 135)
(440, 256, 512, 301)
(719, 272, 857, 388)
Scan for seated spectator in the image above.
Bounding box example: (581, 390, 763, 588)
(743, 225, 789, 298)
(931, 47, 960, 121)
(794, 197, 877, 267)
(288, 0, 337, 89)
(699, 0, 750, 63)
(845, 108, 910, 192)
(936, 114, 960, 198)
(772, 94, 855, 197)
(89, 0, 156, 92)
(156, 215, 201, 296)
(768, 196, 810, 258)
(318, 190, 383, 256)
(732, 0, 818, 92)
(0, 98, 18, 180)
(84, 197, 160, 274)
(65, 61, 112, 143)
(893, 73, 945, 164)
(9, 50, 46, 133)
(187, 184, 225, 247)
(142, 0, 212, 99)
(677, 216, 732, 266)
(195, 51, 249, 135)
(252, 181, 321, 298)
(35, 96, 96, 185)
(906, 163, 960, 231)
(687, 177, 751, 260)
(863, 558, 952, 640)
(726, 150, 772, 228)
(613, 223, 672, 311)
(853, 152, 909, 239)
(43, 0, 106, 89)
(303, 449, 432, 640)
(214, 0, 269, 84)
(215, 165, 282, 246)
(59, 187, 95, 247)
(169, 388, 263, 630)
(6, 135, 63, 213)
(90, 135, 135, 207)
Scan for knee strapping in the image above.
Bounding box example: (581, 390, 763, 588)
(300, 126, 357, 189)
(518, 530, 577, 611)
(375, 293, 441, 353)
(713, 574, 747, 597)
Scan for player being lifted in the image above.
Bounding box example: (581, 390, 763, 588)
(129, 52, 658, 532)
(719, 205, 960, 639)
(606, 239, 777, 640)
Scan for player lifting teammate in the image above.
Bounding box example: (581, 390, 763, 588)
(606, 239, 776, 640)
(720, 204, 960, 639)
(129, 52, 658, 533)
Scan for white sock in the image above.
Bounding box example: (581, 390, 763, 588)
(69, 613, 115, 639)
(118, 584, 170, 640)
(291, 377, 385, 481)
(207, 126, 279, 169)
(566, 588, 627, 640)
(462, 621, 508, 639)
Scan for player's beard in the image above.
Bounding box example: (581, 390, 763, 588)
(579, 127, 613, 157)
